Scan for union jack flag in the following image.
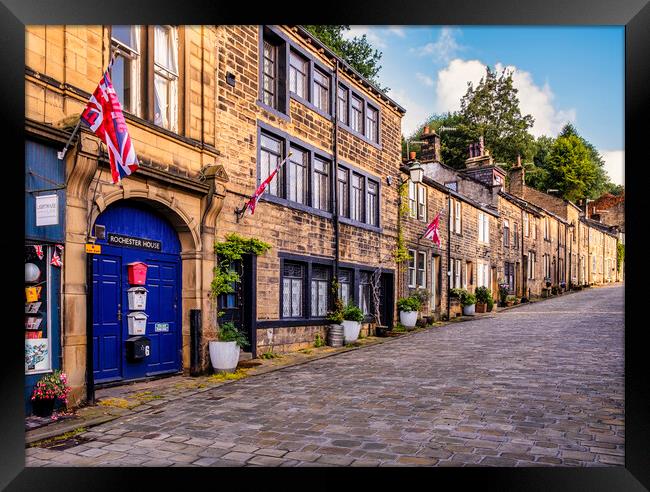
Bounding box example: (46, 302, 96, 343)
(33, 245, 44, 260)
(51, 244, 64, 267)
(81, 70, 139, 184)
(245, 152, 292, 215)
(423, 211, 442, 247)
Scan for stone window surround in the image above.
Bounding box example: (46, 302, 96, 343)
(274, 252, 392, 325)
(256, 120, 382, 232)
(256, 26, 383, 150)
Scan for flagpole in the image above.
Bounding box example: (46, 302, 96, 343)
(57, 50, 119, 161)
(235, 151, 293, 222)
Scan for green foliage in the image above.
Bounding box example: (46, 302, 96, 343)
(392, 323, 407, 333)
(217, 321, 249, 348)
(404, 113, 468, 169)
(459, 67, 535, 165)
(393, 181, 411, 263)
(459, 290, 476, 307)
(486, 297, 494, 311)
(411, 288, 430, 308)
(342, 302, 365, 322)
(545, 133, 599, 202)
(474, 286, 493, 305)
(211, 234, 272, 300)
(326, 278, 345, 324)
(314, 333, 325, 348)
(303, 25, 386, 91)
(607, 183, 625, 196)
(617, 243, 624, 272)
(260, 349, 282, 359)
(449, 288, 464, 299)
(31, 370, 71, 404)
(397, 296, 421, 312)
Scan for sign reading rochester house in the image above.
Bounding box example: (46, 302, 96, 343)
(107, 233, 162, 251)
(35, 194, 59, 226)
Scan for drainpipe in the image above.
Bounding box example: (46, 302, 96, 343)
(333, 60, 340, 282)
(446, 190, 451, 320)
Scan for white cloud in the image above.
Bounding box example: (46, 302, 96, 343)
(601, 150, 625, 185)
(388, 26, 406, 38)
(411, 27, 463, 64)
(344, 26, 387, 48)
(494, 63, 576, 138)
(415, 72, 434, 87)
(431, 58, 576, 138)
(391, 88, 433, 138)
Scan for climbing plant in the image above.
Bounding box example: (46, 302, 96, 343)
(211, 233, 272, 300)
(393, 180, 411, 264)
(617, 242, 624, 272)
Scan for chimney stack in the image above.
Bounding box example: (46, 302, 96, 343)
(508, 154, 525, 197)
(419, 128, 441, 163)
(409, 151, 416, 161)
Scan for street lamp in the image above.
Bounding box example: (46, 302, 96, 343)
(408, 161, 424, 184)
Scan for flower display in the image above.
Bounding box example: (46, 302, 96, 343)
(30, 370, 71, 406)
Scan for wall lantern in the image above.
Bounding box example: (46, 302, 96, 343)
(409, 162, 424, 184)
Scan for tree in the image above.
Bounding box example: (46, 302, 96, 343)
(303, 25, 386, 91)
(403, 112, 469, 169)
(545, 134, 600, 202)
(458, 67, 536, 166)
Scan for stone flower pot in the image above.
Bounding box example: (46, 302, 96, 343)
(399, 310, 418, 328)
(342, 320, 361, 344)
(209, 341, 240, 374)
(462, 304, 475, 316)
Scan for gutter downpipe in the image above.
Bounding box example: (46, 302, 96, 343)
(333, 60, 340, 282)
(447, 190, 452, 320)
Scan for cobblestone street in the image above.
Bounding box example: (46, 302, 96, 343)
(26, 285, 624, 467)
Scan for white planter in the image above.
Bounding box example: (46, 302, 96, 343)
(342, 320, 361, 343)
(462, 304, 476, 316)
(399, 310, 418, 328)
(209, 341, 240, 373)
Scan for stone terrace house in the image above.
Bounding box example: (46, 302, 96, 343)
(213, 26, 405, 354)
(24, 24, 406, 408)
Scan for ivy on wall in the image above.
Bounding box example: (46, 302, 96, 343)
(393, 180, 411, 264)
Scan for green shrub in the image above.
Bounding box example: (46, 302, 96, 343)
(474, 286, 493, 304)
(449, 288, 464, 299)
(217, 321, 249, 348)
(486, 297, 494, 311)
(326, 310, 344, 324)
(397, 296, 421, 312)
(342, 303, 364, 322)
(459, 291, 476, 307)
(314, 333, 325, 348)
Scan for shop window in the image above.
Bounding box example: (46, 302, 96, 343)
(25, 244, 52, 373)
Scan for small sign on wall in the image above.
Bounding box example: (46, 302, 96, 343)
(35, 194, 59, 226)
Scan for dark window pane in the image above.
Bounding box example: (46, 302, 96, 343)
(288, 147, 307, 204)
(337, 167, 349, 217)
(313, 157, 330, 211)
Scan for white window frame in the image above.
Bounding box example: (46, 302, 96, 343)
(408, 181, 417, 218)
(524, 212, 529, 237)
(417, 184, 427, 221)
(454, 200, 462, 234)
(417, 251, 426, 288)
(110, 25, 142, 117)
(153, 25, 179, 132)
(478, 212, 490, 244)
(453, 259, 462, 289)
(408, 249, 417, 288)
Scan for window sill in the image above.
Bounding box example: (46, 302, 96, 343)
(290, 93, 332, 121)
(257, 318, 330, 328)
(338, 216, 382, 233)
(260, 194, 333, 219)
(257, 100, 291, 122)
(338, 123, 382, 150)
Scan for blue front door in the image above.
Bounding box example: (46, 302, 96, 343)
(92, 200, 182, 384)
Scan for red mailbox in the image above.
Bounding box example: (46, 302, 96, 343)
(127, 262, 148, 285)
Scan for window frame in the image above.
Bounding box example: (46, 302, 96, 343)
(312, 66, 330, 114)
(478, 211, 490, 244)
(408, 249, 417, 288)
(288, 49, 309, 100)
(337, 159, 383, 232)
(417, 251, 427, 288)
(258, 26, 289, 120)
(336, 80, 383, 149)
(281, 260, 306, 319)
(110, 25, 143, 118)
(151, 25, 180, 133)
(503, 219, 510, 248)
(310, 264, 331, 318)
(365, 104, 379, 143)
(417, 184, 427, 221)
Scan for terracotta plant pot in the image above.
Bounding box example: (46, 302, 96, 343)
(475, 303, 486, 313)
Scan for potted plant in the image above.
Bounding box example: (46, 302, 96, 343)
(460, 290, 477, 316)
(498, 283, 509, 307)
(448, 288, 464, 317)
(342, 303, 364, 343)
(474, 286, 493, 313)
(397, 296, 421, 329)
(326, 308, 345, 347)
(209, 321, 249, 374)
(505, 295, 516, 307)
(30, 370, 70, 417)
(545, 277, 552, 288)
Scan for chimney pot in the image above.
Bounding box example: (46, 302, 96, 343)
(409, 151, 416, 160)
(423, 126, 430, 135)
(516, 154, 522, 167)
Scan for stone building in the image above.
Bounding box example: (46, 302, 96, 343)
(24, 24, 405, 408)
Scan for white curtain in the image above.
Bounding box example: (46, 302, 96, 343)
(153, 25, 178, 132)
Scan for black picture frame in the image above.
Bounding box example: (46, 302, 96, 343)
(1, 0, 646, 489)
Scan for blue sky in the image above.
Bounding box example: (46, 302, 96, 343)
(345, 26, 624, 185)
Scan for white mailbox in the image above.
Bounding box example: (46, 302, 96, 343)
(127, 312, 148, 336)
(127, 287, 148, 310)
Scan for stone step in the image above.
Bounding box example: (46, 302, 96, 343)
(239, 351, 253, 362)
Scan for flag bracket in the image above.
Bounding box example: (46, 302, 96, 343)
(57, 118, 82, 161)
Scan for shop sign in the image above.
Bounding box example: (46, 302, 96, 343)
(107, 233, 162, 251)
(154, 323, 170, 333)
(35, 194, 58, 226)
(85, 243, 102, 254)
